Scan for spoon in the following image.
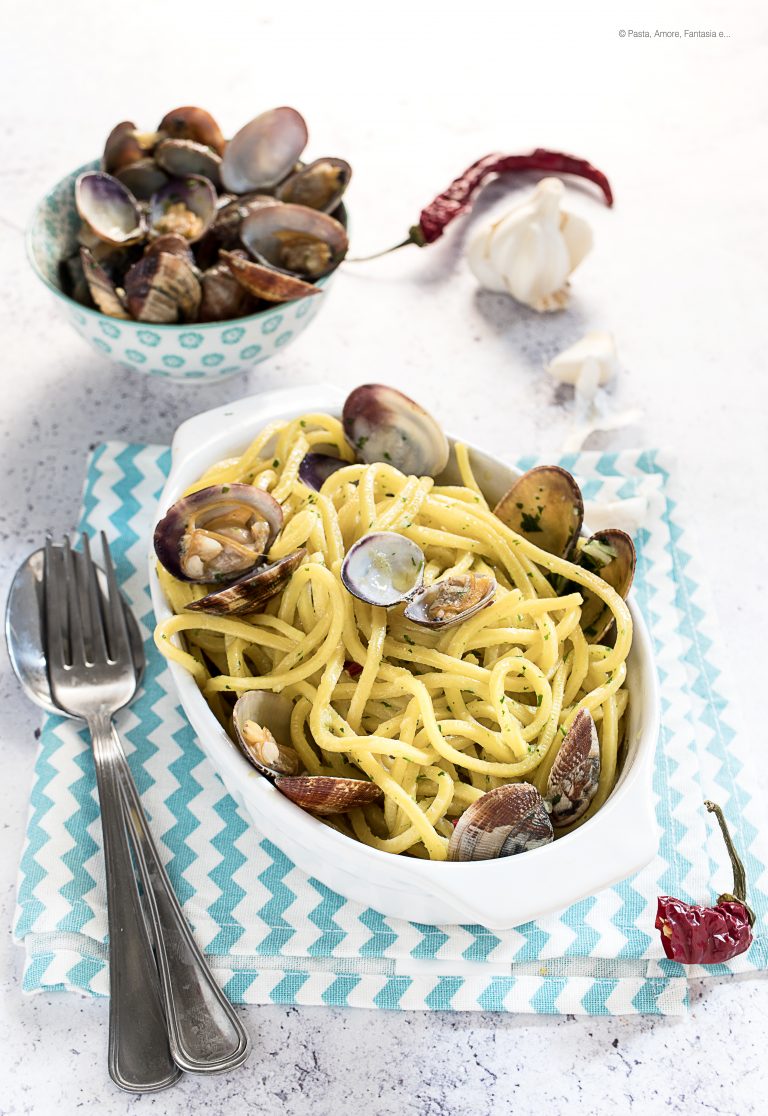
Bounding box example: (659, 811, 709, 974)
(6, 547, 144, 713)
(6, 545, 251, 1076)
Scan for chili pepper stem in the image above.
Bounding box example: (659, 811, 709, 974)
(704, 800, 755, 925)
(346, 235, 419, 263)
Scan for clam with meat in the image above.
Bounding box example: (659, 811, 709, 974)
(61, 105, 351, 322)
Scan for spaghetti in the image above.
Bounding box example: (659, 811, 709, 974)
(154, 410, 632, 861)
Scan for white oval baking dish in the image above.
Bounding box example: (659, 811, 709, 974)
(149, 385, 659, 928)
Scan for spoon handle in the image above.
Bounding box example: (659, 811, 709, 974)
(109, 723, 250, 1074)
(87, 712, 181, 1093)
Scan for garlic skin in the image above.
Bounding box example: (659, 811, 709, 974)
(547, 330, 619, 387)
(467, 178, 592, 311)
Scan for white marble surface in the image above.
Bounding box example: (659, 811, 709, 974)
(1, 1, 767, 1112)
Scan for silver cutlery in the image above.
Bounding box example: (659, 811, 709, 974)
(7, 536, 250, 1089)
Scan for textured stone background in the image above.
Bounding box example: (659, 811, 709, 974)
(1, 1, 766, 1112)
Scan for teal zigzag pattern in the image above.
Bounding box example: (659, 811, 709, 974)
(13, 442, 768, 1013)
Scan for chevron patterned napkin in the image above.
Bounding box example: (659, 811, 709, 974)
(13, 443, 768, 1015)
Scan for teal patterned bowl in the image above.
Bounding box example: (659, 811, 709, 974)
(27, 161, 337, 384)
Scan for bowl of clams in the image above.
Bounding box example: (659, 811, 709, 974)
(27, 106, 351, 383)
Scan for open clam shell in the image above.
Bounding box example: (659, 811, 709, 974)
(153, 483, 283, 583)
(546, 709, 600, 825)
(232, 692, 300, 777)
(79, 247, 129, 319)
(239, 203, 348, 281)
(221, 106, 308, 194)
(276, 157, 352, 213)
(186, 548, 306, 616)
(275, 775, 384, 816)
(158, 106, 226, 156)
(577, 529, 636, 644)
(75, 171, 146, 247)
(493, 466, 584, 559)
(403, 573, 495, 630)
(342, 384, 449, 477)
(341, 532, 424, 608)
(221, 250, 321, 303)
(149, 175, 217, 243)
(448, 783, 554, 861)
(298, 452, 348, 492)
(231, 692, 382, 816)
(155, 138, 222, 188)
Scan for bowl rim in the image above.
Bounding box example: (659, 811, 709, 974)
(147, 385, 661, 925)
(25, 158, 335, 332)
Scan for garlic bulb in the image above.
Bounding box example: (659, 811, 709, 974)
(547, 330, 619, 387)
(467, 178, 592, 311)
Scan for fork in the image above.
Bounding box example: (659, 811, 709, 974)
(44, 534, 250, 1087)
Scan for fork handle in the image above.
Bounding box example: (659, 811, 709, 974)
(109, 723, 250, 1074)
(87, 711, 180, 1093)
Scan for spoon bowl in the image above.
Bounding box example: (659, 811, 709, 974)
(5, 546, 144, 714)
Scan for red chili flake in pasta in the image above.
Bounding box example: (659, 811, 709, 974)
(344, 660, 363, 679)
(655, 802, 754, 964)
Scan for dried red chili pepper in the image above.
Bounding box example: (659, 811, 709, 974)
(358, 149, 613, 259)
(656, 801, 755, 964)
(344, 659, 363, 679)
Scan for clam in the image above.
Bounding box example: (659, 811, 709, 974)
(115, 159, 169, 200)
(199, 256, 254, 322)
(493, 465, 584, 558)
(155, 138, 222, 188)
(546, 709, 600, 825)
(186, 548, 306, 615)
(79, 247, 129, 319)
(153, 483, 283, 582)
(341, 532, 495, 628)
(158, 106, 226, 156)
(123, 249, 201, 323)
(231, 691, 383, 815)
(276, 157, 351, 213)
(59, 252, 91, 306)
(232, 692, 300, 776)
(341, 532, 424, 607)
(195, 194, 279, 267)
(342, 384, 449, 476)
(221, 250, 321, 303)
(577, 529, 636, 644)
(298, 452, 347, 492)
(142, 233, 196, 264)
(448, 783, 554, 861)
(75, 171, 146, 247)
(240, 203, 348, 281)
(275, 775, 383, 816)
(149, 175, 217, 243)
(403, 573, 495, 630)
(102, 121, 154, 174)
(220, 107, 308, 194)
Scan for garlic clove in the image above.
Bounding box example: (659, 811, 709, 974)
(547, 331, 619, 387)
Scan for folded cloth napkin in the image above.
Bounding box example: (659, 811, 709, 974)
(14, 443, 768, 1015)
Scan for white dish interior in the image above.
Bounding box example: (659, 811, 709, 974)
(149, 385, 659, 928)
